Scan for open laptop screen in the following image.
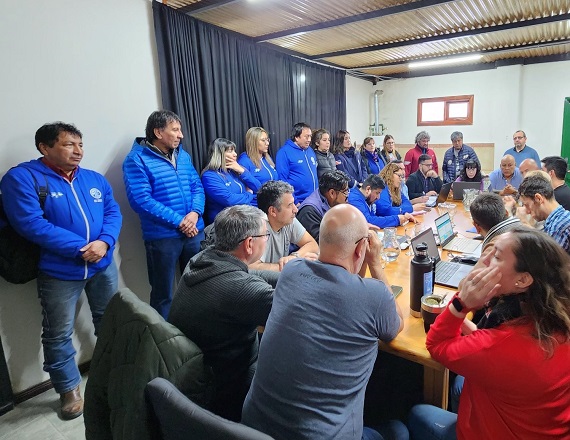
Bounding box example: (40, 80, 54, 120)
(435, 212, 454, 244)
(411, 228, 440, 261)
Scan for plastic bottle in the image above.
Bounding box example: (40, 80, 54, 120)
(410, 242, 434, 317)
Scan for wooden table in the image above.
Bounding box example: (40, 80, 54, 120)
(374, 202, 478, 409)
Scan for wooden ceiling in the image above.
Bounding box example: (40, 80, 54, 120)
(165, 0, 570, 81)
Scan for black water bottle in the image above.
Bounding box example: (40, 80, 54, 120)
(410, 242, 434, 317)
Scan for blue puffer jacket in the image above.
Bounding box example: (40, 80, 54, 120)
(0, 160, 122, 280)
(123, 139, 205, 241)
(276, 139, 318, 204)
(237, 153, 277, 206)
(201, 169, 258, 225)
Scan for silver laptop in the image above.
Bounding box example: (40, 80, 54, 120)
(434, 212, 481, 254)
(452, 181, 481, 200)
(426, 182, 452, 207)
(411, 228, 473, 289)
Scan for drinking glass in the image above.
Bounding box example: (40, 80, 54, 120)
(381, 227, 401, 263)
(404, 225, 416, 256)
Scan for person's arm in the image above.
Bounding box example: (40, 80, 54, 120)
(432, 151, 440, 175)
(404, 150, 413, 177)
(123, 154, 184, 228)
(201, 171, 254, 207)
(441, 151, 450, 183)
(406, 174, 425, 200)
(366, 231, 404, 334)
(294, 231, 319, 257)
(0, 169, 89, 258)
(400, 193, 413, 214)
(358, 152, 368, 182)
(276, 148, 290, 181)
(375, 189, 401, 216)
(335, 155, 357, 188)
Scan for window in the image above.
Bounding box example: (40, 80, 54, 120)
(417, 95, 474, 126)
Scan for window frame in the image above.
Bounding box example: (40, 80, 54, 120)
(417, 95, 474, 126)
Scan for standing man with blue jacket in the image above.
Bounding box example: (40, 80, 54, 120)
(123, 110, 205, 319)
(276, 122, 318, 205)
(442, 131, 479, 184)
(0, 122, 122, 420)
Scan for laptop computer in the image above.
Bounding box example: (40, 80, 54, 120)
(426, 182, 452, 207)
(411, 228, 473, 289)
(452, 181, 481, 200)
(434, 212, 481, 254)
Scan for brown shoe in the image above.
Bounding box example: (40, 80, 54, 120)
(60, 386, 83, 420)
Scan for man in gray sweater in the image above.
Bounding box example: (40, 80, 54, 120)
(168, 205, 274, 422)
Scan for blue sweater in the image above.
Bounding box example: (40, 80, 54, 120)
(123, 139, 205, 241)
(201, 169, 258, 224)
(375, 189, 413, 216)
(364, 150, 386, 175)
(237, 153, 277, 206)
(0, 160, 122, 280)
(276, 139, 318, 204)
(347, 188, 400, 229)
(335, 148, 368, 188)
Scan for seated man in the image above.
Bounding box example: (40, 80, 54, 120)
(242, 204, 406, 440)
(541, 155, 570, 211)
(168, 205, 274, 421)
(518, 173, 570, 254)
(249, 180, 319, 272)
(405, 154, 443, 200)
(488, 154, 523, 195)
(297, 170, 350, 243)
(519, 158, 539, 177)
(348, 174, 413, 228)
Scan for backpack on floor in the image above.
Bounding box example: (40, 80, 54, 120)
(0, 169, 48, 284)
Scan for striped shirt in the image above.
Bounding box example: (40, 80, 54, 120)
(544, 205, 570, 254)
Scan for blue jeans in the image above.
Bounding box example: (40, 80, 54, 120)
(449, 375, 464, 413)
(408, 404, 457, 440)
(363, 421, 410, 440)
(144, 232, 204, 319)
(37, 260, 118, 394)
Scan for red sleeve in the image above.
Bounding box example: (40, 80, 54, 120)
(432, 151, 439, 175)
(404, 150, 413, 177)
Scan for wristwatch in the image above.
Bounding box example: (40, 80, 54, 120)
(451, 294, 470, 313)
(291, 252, 300, 258)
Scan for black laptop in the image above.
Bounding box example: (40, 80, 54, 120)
(452, 181, 481, 200)
(426, 182, 452, 207)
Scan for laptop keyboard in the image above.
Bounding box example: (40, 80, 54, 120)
(436, 261, 457, 283)
(449, 237, 474, 250)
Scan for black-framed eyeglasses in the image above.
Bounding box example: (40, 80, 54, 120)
(238, 232, 271, 243)
(260, 138, 270, 143)
(355, 235, 370, 245)
(393, 172, 405, 178)
(338, 188, 350, 197)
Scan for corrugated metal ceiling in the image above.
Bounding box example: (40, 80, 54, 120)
(167, 0, 570, 80)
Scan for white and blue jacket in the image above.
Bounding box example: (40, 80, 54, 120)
(0, 160, 122, 280)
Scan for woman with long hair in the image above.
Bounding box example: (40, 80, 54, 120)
(409, 227, 570, 439)
(379, 135, 401, 164)
(376, 162, 413, 215)
(312, 128, 336, 178)
(361, 137, 386, 175)
(455, 158, 484, 190)
(238, 127, 277, 186)
(332, 130, 367, 188)
(201, 138, 259, 224)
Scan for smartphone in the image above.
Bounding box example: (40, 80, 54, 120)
(391, 285, 403, 298)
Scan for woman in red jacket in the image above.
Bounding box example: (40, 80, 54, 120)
(409, 226, 570, 440)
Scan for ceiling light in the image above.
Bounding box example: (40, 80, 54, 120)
(408, 54, 483, 69)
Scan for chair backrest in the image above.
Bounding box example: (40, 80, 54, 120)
(145, 378, 274, 440)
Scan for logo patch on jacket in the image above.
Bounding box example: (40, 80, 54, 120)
(50, 191, 64, 198)
(311, 157, 316, 166)
(297, 159, 303, 164)
(90, 188, 103, 202)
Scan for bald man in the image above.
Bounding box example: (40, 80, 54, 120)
(519, 158, 539, 177)
(242, 204, 407, 440)
(488, 154, 523, 196)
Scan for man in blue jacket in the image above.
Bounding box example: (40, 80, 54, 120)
(276, 122, 318, 205)
(123, 110, 205, 319)
(0, 122, 122, 420)
(442, 131, 479, 183)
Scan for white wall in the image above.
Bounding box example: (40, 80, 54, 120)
(346, 61, 570, 168)
(0, 0, 159, 393)
(346, 75, 374, 144)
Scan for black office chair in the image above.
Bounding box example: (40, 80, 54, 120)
(145, 378, 274, 440)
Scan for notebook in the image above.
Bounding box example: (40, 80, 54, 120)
(426, 182, 452, 207)
(411, 228, 473, 289)
(452, 181, 481, 200)
(434, 212, 481, 254)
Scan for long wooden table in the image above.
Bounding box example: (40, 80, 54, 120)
(373, 202, 478, 409)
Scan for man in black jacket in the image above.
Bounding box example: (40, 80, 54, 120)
(406, 154, 443, 200)
(168, 205, 274, 422)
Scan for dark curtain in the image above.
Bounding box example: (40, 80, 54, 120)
(152, 1, 346, 170)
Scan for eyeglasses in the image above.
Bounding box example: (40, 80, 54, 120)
(355, 235, 370, 245)
(513, 136, 525, 140)
(338, 188, 350, 197)
(421, 163, 433, 168)
(238, 232, 271, 243)
(394, 172, 405, 178)
(260, 138, 270, 143)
